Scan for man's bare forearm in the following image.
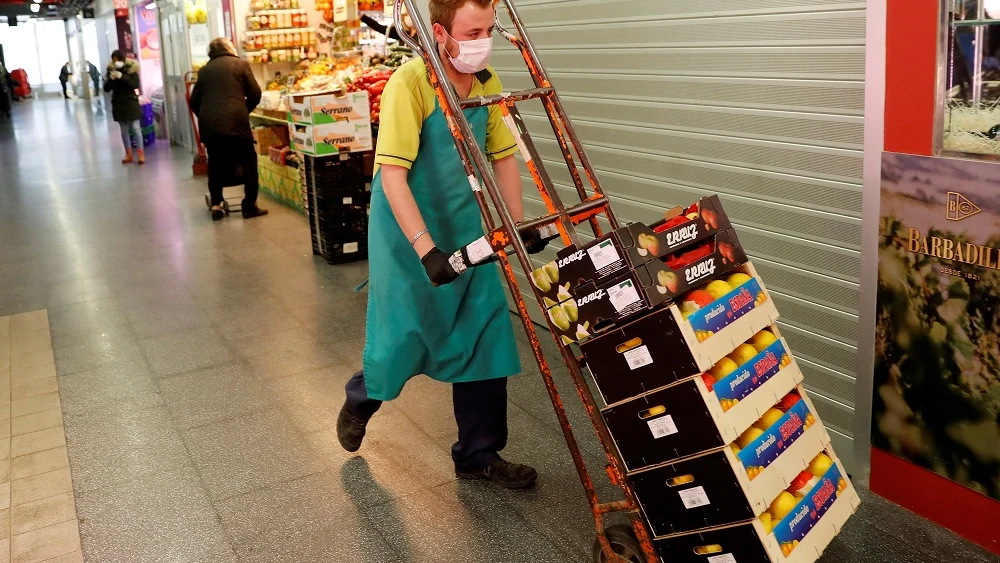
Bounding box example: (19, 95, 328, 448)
(492, 155, 524, 224)
(381, 164, 436, 257)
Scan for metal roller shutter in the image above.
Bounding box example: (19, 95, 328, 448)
(493, 0, 864, 472)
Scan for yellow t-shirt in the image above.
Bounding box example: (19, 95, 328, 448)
(373, 59, 519, 173)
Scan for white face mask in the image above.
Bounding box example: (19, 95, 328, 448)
(444, 31, 492, 74)
(114, 61, 125, 69)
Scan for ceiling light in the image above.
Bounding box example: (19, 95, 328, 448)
(29, 4, 39, 13)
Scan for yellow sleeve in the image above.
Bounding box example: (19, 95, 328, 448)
(483, 71, 519, 161)
(373, 69, 425, 169)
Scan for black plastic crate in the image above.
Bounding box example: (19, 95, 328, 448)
(303, 153, 370, 265)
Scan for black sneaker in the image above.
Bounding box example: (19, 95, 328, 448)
(456, 458, 538, 489)
(242, 206, 269, 219)
(336, 404, 368, 453)
(211, 206, 225, 221)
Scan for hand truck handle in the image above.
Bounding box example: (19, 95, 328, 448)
(451, 223, 561, 276)
(392, 0, 423, 56)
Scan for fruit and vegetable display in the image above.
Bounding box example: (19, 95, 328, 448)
(185, 0, 208, 24)
(560, 195, 859, 561)
(344, 68, 392, 122)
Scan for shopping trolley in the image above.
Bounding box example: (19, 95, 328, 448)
(390, 1, 658, 561)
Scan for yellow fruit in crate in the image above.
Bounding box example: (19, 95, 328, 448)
(727, 272, 752, 287)
(709, 357, 739, 380)
(751, 329, 778, 352)
(759, 512, 773, 533)
(808, 453, 834, 478)
(737, 427, 764, 449)
(704, 280, 733, 300)
(728, 344, 758, 366)
(769, 491, 798, 521)
(755, 408, 784, 431)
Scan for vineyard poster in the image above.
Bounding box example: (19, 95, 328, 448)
(876, 152, 1000, 502)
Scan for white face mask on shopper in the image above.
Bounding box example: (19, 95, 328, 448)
(444, 32, 493, 74)
(114, 61, 125, 69)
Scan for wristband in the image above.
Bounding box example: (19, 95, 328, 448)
(409, 229, 429, 247)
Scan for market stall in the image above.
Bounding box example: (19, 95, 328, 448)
(238, 0, 414, 217)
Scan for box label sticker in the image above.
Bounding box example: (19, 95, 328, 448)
(608, 280, 641, 313)
(679, 486, 710, 509)
(623, 345, 653, 370)
(588, 239, 620, 270)
(707, 555, 737, 563)
(714, 339, 789, 408)
(647, 414, 678, 439)
(773, 464, 845, 555)
(343, 242, 359, 254)
(689, 277, 765, 340)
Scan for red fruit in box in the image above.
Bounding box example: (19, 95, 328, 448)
(680, 290, 714, 318)
(776, 391, 800, 412)
(664, 241, 714, 269)
(700, 372, 716, 392)
(790, 470, 814, 493)
(653, 215, 690, 233)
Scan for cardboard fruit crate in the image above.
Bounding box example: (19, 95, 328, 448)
(601, 328, 805, 471)
(287, 90, 370, 126)
(628, 391, 832, 537)
(652, 452, 860, 563)
(547, 229, 749, 344)
(579, 262, 779, 404)
(529, 195, 733, 306)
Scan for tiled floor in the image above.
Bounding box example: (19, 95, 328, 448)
(1, 311, 83, 563)
(1, 98, 998, 562)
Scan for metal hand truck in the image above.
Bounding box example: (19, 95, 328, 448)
(391, 1, 658, 561)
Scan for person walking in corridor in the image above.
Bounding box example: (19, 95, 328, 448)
(58, 62, 72, 99)
(87, 61, 100, 96)
(189, 37, 267, 221)
(336, 0, 547, 489)
(103, 51, 144, 164)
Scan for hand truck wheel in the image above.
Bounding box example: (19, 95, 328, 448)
(592, 524, 647, 563)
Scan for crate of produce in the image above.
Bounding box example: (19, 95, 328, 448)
(579, 261, 779, 404)
(529, 195, 733, 307)
(601, 325, 804, 470)
(628, 391, 833, 538)
(287, 90, 370, 126)
(547, 228, 749, 344)
(290, 120, 373, 155)
(651, 449, 860, 563)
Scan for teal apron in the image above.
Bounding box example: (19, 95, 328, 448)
(362, 98, 522, 401)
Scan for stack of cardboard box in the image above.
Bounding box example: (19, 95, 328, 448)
(532, 196, 860, 563)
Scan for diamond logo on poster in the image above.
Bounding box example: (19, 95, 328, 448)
(946, 192, 981, 221)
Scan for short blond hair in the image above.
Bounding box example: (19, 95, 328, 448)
(429, 0, 492, 31)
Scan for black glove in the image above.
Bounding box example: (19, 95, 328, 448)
(521, 228, 550, 255)
(421, 247, 460, 287)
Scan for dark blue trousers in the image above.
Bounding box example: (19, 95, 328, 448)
(344, 370, 508, 473)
